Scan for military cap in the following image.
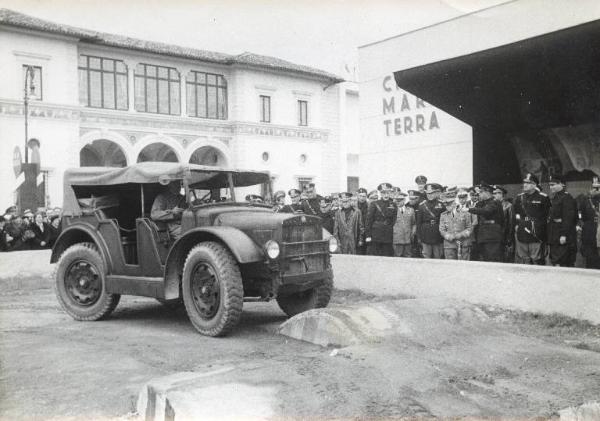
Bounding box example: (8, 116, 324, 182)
(441, 190, 457, 203)
(523, 173, 539, 185)
(320, 195, 333, 204)
(5, 206, 16, 214)
(368, 190, 379, 199)
(395, 190, 408, 198)
(424, 183, 442, 194)
(274, 190, 286, 200)
(457, 188, 469, 198)
(356, 187, 368, 195)
(477, 182, 495, 193)
(23, 209, 34, 218)
(288, 188, 301, 196)
(415, 175, 428, 185)
(407, 189, 420, 199)
(339, 192, 353, 199)
(548, 174, 565, 185)
(245, 194, 264, 202)
(377, 182, 393, 192)
(593, 176, 600, 188)
(492, 185, 507, 194)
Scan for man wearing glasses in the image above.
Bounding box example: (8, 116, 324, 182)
(578, 176, 600, 268)
(513, 173, 551, 264)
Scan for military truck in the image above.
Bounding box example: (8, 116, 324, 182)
(51, 162, 337, 336)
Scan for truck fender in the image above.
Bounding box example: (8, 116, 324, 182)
(162, 227, 264, 300)
(50, 224, 113, 272)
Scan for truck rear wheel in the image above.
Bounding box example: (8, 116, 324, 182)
(276, 271, 333, 317)
(181, 242, 243, 336)
(55, 242, 120, 321)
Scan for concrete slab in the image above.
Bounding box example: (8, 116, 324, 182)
(137, 367, 277, 421)
(560, 401, 600, 421)
(279, 297, 490, 347)
(331, 254, 600, 324)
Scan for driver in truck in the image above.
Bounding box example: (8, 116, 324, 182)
(151, 180, 186, 240)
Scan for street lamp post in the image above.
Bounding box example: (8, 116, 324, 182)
(23, 65, 36, 164)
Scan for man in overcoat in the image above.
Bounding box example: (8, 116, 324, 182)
(439, 188, 472, 260)
(578, 176, 600, 268)
(547, 174, 578, 267)
(365, 182, 397, 256)
(392, 190, 416, 257)
(416, 183, 445, 258)
(468, 182, 505, 262)
(333, 192, 364, 254)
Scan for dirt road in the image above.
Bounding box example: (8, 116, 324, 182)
(1, 280, 600, 420)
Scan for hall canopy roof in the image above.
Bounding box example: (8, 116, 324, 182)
(393, 19, 600, 132)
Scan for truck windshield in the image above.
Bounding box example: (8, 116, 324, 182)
(189, 180, 272, 206)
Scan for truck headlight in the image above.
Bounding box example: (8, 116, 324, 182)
(328, 236, 338, 253)
(264, 240, 280, 259)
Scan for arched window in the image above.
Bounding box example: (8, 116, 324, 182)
(80, 139, 127, 167)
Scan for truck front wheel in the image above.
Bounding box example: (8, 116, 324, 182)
(55, 242, 120, 321)
(181, 242, 243, 336)
(276, 271, 333, 317)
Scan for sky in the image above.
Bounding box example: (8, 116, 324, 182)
(0, 0, 508, 79)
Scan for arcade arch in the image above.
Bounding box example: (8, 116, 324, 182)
(137, 142, 179, 163)
(80, 139, 128, 167)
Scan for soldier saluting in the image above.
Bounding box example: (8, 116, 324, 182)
(365, 182, 397, 256)
(547, 174, 578, 267)
(513, 173, 551, 264)
(468, 182, 505, 262)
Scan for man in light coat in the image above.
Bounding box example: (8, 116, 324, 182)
(333, 192, 364, 254)
(392, 190, 416, 257)
(439, 188, 472, 260)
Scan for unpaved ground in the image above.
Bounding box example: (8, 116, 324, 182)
(1, 283, 600, 420)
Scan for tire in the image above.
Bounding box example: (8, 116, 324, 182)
(277, 270, 333, 317)
(54, 242, 120, 321)
(181, 242, 243, 336)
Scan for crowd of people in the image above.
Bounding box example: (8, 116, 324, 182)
(0, 206, 62, 252)
(264, 173, 600, 269)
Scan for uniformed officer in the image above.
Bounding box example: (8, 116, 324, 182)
(415, 175, 428, 203)
(365, 182, 397, 256)
(319, 196, 335, 234)
(513, 173, 551, 264)
(416, 183, 445, 258)
(406, 189, 423, 258)
(278, 189, 303, 213)
(468, 182, 505, 262)
(301, 183, 322, 216)
(578, 176, 600, 268)
(493, 185, 514, 262)
(368, 190, 379, 202)
(547, 174, 578, 267)
(439, 188, 472, 260)
(272, 190, 286, 212)
(355, 187, 369, 255)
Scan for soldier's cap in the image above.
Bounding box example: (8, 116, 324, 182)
(320, 196, 333, 204)
(330, 192, 340, 199)
(245, 194, 264, 202)
(424, 183, 442, 194)
(339, 192, 353, 200)
(593, 176, 600, 188)
(368, 190, 379, 199)
(356, 187, 368, 195)
(548, 174, 565, 185)
(441, 191, 457, 203)
(407, 189, 420, 198)
(396, 191, 408, 198)
(23, 209, 34, 217)
(523, 173, 539, 185)
(274, 190, 286, 200)
(457, 188, 469, 198)
(477, 182, 495, 193)
(493, 185, 507, 195)
(377, 182, 393, 192)
(288, 188, 301, 197)
(5, 206, 16, 214)
(415, 175, 428, 185)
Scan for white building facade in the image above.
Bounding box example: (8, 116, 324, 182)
(0, 9, 356, 211)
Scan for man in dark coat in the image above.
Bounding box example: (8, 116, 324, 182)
(278, 189, 303, 213)
(319, 196, 335, 234)
(416, 183, 445, 258)
(301, 183, 322, 217)
(355, 187, 369, 255)
(365, 182, 397, 256)
(513, 173, 551, 264)
(547, 175, 578, 267)
(31, 212, 52, 249)
(468, 182, 505, 262)
(578, 176, 600, 268)
(493, 185, 514, 262)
